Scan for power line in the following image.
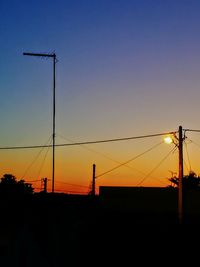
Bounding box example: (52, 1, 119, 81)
(184, 141, 192, 172)
(55, 180, 89, 188)
(53, 188, 88, 194)
(21, 136, 52, 179)
(183, 159, 190, 173)
(137, 146, 177, 186)
(96, 141, 163, 179)
(187, 138, 200, 150)
(25, 179, 41, 183)
(0, 131, 177, 150)
(36, 144, 51, 179)
(182, 134, 200, 150)
(57, 133, 147, 176)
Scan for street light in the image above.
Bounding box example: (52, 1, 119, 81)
(23, 52, 57, 193)
(164, 136, 173, 144)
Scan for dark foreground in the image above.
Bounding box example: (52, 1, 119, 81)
(0, 193, 199, 266)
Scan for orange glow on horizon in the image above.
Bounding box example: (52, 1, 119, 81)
(3, 130, 200, 195)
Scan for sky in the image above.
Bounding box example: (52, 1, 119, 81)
(1, 0, 200, 193)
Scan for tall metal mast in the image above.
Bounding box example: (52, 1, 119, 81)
(23, 52, 57, 193)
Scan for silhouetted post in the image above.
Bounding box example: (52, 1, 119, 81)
(178, 125, 183, 224)
(91, 164, 96, 196)
(23, 52, 57, 193)
(41, 177, 48, 193)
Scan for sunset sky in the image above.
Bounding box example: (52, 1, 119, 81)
(1, 0, 200, 193)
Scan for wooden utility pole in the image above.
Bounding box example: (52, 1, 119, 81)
(91, 164, 96, 196)
(178, 125, 183, 224)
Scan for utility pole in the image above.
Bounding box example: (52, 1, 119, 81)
(23, 52, 57, 193)
(178, 125, 184, 224)
(91, 164, 96, 196)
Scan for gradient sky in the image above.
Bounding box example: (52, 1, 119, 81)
(1, 0, 200, 193)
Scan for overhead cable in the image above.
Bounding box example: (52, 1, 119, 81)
(21, 135, 52, 179)
(136, 146, 177, 186)
(96, 141, 163, 179)
(57, 133, 147, 176)
(55, 180, 89, 188)
(0, 131, 177, 150)
(184, 141, 192, 172)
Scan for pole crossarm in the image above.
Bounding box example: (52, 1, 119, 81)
(184, 129, 200, 133)
(23, 52, 56, 58)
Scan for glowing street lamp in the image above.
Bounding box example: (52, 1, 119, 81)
(164, 136, 173, 144)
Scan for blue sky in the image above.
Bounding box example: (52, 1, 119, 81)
(1, 0, 200, 191)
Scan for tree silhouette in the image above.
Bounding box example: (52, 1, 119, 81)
(0, 174, 34, 195)
(1, 173, 17, 184)
(169, 171, 200, 190)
